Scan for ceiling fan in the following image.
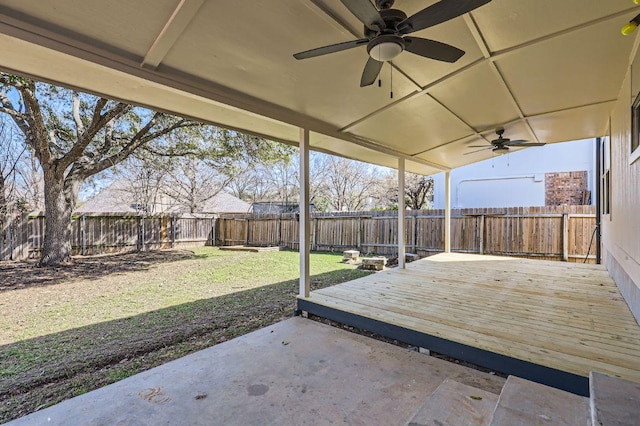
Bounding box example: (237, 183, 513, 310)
(293, 0, 492, 87)
(466, 128, 546, 155)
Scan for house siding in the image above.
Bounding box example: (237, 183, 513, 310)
(605, 59, 640, 324)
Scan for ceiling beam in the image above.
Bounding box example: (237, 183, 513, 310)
(340, 57, 485, 132)
(463, 14, 540, 144)
(141, 0, 206, 70)
(408, 93, 482, 156)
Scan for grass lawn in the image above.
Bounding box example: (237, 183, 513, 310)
(0, 247, 372, 423)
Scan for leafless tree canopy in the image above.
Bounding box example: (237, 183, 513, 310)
(224, 151, 434, 212)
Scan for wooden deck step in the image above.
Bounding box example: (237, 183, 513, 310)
(490, 376, 589, 425)
(407, 379, 498, 426)
(590, 371, 640, 426)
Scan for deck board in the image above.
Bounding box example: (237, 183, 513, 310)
(299, 253, 640, 385)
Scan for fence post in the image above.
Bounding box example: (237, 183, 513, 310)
(312, 217, 318, 251)
(7, 213, 13, 260)
(479, 214, 485, 255)
(211, 216, 217, 246)
(562, 213, 569, 261)
(172, 214, 177, 248)
(81, 215, 86, 255)
(277, 214, 282, 247)
(356, 216, 363, 252)
(140, 214, 146, 251)
(245, 218, 250, 246)
(220, 217, 225, 246)
(412, 215, 417, 253)
(20, 212, 28, 260)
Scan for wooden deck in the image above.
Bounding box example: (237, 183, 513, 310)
(297, 253, 640, 395)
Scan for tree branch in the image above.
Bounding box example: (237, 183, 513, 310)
(0, 91, 36, 152)
(58, 101, 131, 171)
(141, 144, 199, 157)
(18, 80, 53, 167)
(72, 92, 85, 137)
(81, 117, 197, 178)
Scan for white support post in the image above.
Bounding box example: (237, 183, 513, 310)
(299, 128, 311, 298)
(398, 158, 406, 269)
(444, 170, 451, 253)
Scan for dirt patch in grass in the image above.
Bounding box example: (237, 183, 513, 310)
(0, 248, 372, 423)
(0, 250, 195, 291)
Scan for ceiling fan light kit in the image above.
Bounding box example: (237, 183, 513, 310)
(492, 146, 509, 155)
(293, 0, 493, 86)
(367, 35, 404, 61)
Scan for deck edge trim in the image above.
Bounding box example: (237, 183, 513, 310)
(297, 298, 590, 396)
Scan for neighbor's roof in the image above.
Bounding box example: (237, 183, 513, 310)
(0, 1, 636, 175)
(76, 180, 250, 214)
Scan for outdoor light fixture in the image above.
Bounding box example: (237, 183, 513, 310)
(622, 0, 640, 35)
(367, 35, 404, 62)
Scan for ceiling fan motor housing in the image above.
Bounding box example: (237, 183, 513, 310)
(376, 0, 395, 10)
(365, 8, 408, 61)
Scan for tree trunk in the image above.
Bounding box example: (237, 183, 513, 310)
(39, 167, 79, 266)
(0, 172, 7, 249)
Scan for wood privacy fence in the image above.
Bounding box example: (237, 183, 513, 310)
(217, 205, 597, 263)
(1, 206, 597, 263)
(0, 212, 216, 261)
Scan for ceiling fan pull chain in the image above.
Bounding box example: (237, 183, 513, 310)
(378, 43, 383, 89)
(390, 63, 393, 99)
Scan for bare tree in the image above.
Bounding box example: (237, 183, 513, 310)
(316, 156, 381, 211)
(163, 156, 231, 213)
(377, 171, 434, 210)
(225, 152, 385, 212)
(0, 120, 22, 213)
(112, 155, 171, 214)
(404, 173, 434, 210)
(226, 161, 278, 204)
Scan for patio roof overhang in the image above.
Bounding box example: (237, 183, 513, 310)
(0, 0, 637, 176)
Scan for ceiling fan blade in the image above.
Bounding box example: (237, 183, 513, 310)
(464, 147, 492, 155)
(360, 57, 383, 87)
(403, 37, 465, 63)
(341, 0, 386, 31)
(399, 0, 492, 34)
(507, 142, 546, 147)
(467, 145, 490, 148)
(293, 38, 369, 60)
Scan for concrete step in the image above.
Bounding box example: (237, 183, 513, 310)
(590, 371, 640, 426)
(407, 379, 498, 426)
(490, 376, 590, 426)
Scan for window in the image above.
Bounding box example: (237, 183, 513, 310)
(601, 136, 611, 216)
(633, 93, 640, 162)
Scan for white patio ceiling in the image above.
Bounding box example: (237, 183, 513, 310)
(0, 0, 637, 175)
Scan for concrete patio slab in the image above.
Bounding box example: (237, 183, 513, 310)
(8, 317, 504, 425)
